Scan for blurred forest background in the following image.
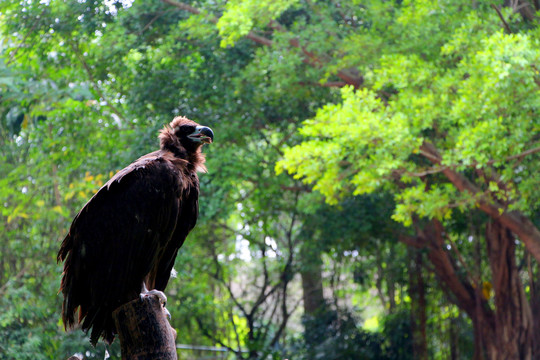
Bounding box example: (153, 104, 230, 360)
(1, 0, 540, 359)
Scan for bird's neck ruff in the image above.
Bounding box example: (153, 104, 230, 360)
(159, 125, 207, 173)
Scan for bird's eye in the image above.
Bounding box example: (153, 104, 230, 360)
(174, 125, 193, 135)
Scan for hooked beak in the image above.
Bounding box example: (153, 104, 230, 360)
(188, 126, 214, 144)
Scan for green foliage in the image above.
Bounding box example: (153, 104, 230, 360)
(279, 11, 540, 224)
(278, 85, 423, 203)
(379, 308, 413, 360)
(299, 307, 385, 360)
(218, 0, 300, 47)
(2, 0, 539, 359)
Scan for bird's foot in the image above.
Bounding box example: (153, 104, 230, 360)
(140, 286, 170, 319)
(139, 289, 167, 307)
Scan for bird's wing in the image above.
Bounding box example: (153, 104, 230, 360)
(151, 173, 199, 291)
(58, 154, 183, 345)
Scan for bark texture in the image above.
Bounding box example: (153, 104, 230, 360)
(408, 218, 535, 359)
(301, 264, 325, 316)
(408, 248, 428, 360)
(485, 220, 532, 360)
(419, 141, 540, 264)
(112, 295, 177, 360)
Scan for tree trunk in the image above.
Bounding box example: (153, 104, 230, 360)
(504, 0, 536, 21)
(449, 317, 459, 360)
(414, 219, 497, 359)
(300, 253, 325, 316)
(417, 218, 538, 359)
(112, 295, 178, 360)
(408, 248, 428, 360)
(300, 250, 327, 347)
(485, 220, 533, 360)
(529, 254, 540, 357)
(530, 287, 540, 356)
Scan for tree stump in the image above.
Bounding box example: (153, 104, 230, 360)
(112, 295, 177, 360)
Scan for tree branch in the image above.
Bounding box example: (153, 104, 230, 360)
(499, 145, 540, 162)
(194, 316, 242, 356)
(160, 0, 362, 87)
(491, 4, 513, 33)
(7, 8, 46, 65)
(210, 255, 250, 321)
(398, 234, 425, 248)
(419, 141, 540, 263)
(229, 308, 243, 352)
(404, 144, 540, 178)
(416, 220, 479, 317)
(136, 11, 168, 35)
(161, 0, 200, 15)
(69, 41, 127, 125)
(0, 264, 28, 297)
(260, 290, 281, 342)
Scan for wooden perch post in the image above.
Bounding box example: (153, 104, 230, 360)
(112, 295, 178, 360)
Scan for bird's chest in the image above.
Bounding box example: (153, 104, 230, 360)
(176, 175, 199, 234)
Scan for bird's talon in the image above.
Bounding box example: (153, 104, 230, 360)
(164, 307, 171, 320)
(141, 289, 167, 306)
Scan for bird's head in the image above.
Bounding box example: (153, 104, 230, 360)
(160, 116, 214, 155)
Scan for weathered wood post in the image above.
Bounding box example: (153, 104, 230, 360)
(112, 295, 177, 360)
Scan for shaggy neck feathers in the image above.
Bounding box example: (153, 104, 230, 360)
(158, 117, 207, 173)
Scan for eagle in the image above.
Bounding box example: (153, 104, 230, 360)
(57, 116, 213, 345)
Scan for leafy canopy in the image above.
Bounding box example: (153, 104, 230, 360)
(278, 10, 540, 225)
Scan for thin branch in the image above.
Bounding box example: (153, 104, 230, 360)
(416, 220, 479, 316)
(445, 233, 478, 290)
(69, 41, 127, 124)
(260, 242, 269, 287)
(418, 148, 443, 163)
(270, 283, 289, 346)
(296, 81, 347, 88)
(211, 258, 250, 320)
(420, 141, 540, 264)
(195, 316, 242, 356)
(260, 290, 281, 342)
(137, 11, 168, 35)
(249, 276, 284, 319)
(245, 33, 274, 47)
(399, 234, 425, 249)
(7, 8, 46, 65)
(260, 131, 284, 156)
(491, 4, 513, 33)
(160, 0, 362, 87)
(267, 202, 297, 347)
(527, 252, 535, 299)
(269, 275, 302, 347)
(161, 0, 200, 15)
(161, 0, 273, 46)
(0, 265, 28, 297)
(229, 309, 242, 352)
(418, 143, 540, 170)
(248, 245, 276, 319)
(403, 144, 540, 178)
(404, 166, 448, 177)
(497, 145, 540, 163)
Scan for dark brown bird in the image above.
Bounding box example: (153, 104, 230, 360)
(57, 116, 213, 345)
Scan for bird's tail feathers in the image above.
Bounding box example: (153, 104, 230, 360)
(60, 254, 78, 330)
(84, 306, 116, 346)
